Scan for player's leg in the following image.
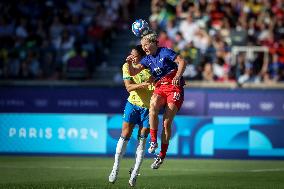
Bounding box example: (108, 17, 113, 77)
(160, 103, 178, 158)
(158, 87, 184, 159)
(109, 101, 137, 183)
(129, 107, 150, 187)
(148, 93, 165, 153)
(129, 127, 149, 187)
(151, 103, 178, 169)
(109, 121, 134, 183)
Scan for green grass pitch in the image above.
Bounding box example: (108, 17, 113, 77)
(0, 156, 283, 189)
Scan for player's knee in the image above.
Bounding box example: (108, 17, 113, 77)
(150, 95, 160, 107)
(121, 128, 132, 138)
(150, 106, 159, 117)
(140, 128, 149, 138)
(163, 119, 172, 129)
(138, 133, 149, 139)
(150, 100, 158, 110)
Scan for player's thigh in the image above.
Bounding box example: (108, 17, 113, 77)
(139, 108, 150, 137)
(133, 107, 150, 138)
(166, 88, 184, 110)
(122, 101, 139, 137)
(163, 103, 179, 126)
(150, 93, 166, 110)
(123, 101, 140, 124)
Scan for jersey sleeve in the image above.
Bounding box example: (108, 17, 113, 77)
(122, 63, 132, 80)
(164, 48, 178, 62)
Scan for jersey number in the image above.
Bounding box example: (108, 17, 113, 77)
(154, 67, 162, 75)
(173, 92, 180, 101)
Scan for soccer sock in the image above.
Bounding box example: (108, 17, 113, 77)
(131, 136, 146, 178)
(113, 136, 129, 171)
(159, 143, 169, 159)
(150, 129, 158, 143)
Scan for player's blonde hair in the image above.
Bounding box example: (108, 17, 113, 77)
(141, 32, 158, 44)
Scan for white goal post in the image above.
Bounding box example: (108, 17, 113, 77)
(231, 46, 269, 66)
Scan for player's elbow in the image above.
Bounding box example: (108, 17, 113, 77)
(183, 59, 188, 67)
(126, 86, 133, 93)
(180, 57, 187, 65)
(176, 55, 187, 66)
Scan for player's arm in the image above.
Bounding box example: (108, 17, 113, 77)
(173, 55, 187, 86)
(126, 54, 145, 76)
(124, 79, 151, 93)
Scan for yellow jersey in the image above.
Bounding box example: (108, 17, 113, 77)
(122, 63, 154, 109)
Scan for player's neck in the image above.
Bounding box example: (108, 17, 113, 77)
(151, 47, 158, 56)
(131, 63, 140, 68)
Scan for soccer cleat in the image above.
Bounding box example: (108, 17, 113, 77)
(129, 168, 139, 187)
(151, 155, 164, 169)
(148, 142, 158, 154)
(128, 174, 138, 187)
(129, 167, 140, 176)
(108, 169, 118, 184)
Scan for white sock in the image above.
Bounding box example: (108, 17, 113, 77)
(131, 137, 146, 178)
(112, 137, 128, 171)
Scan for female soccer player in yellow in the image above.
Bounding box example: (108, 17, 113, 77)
(109, 45, 154, 187)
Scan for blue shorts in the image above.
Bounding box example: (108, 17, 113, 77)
(123, 101, 150, 128)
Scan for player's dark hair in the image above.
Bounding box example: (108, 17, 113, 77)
(134, 45, 146, 57)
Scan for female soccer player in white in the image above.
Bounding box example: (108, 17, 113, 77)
(109, 45, 154, 187)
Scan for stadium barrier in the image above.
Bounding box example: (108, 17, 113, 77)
(0, 85, 283, 159)
(1, 85, 284, 116)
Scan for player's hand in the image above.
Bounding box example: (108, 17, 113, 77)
(140, 82, 151, 88)
(126, 55, 134, 64)
(172, 75, 181, 86)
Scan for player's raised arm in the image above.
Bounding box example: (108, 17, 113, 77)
(172, 55, 187, 86)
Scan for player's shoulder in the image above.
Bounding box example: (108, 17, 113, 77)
(141, 55, 150, 61)
(160, 47, 174, 53)
(122, 63, 129, 69)
(122, 63, 130, 74)
(159, 47, 177, 57)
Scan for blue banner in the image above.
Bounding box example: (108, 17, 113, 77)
(0, 114, 283, 159)
(1, 86, 284, 116)
(0, 114, 107, 154)
(207, 92, 284, 116)
(179, 91, 206, 115)
(0, 87, 128, 113)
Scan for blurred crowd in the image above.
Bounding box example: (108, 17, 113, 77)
(150, 0, 284, 84)
(0, 0, 137, 80)
(1, 0, 284, 84)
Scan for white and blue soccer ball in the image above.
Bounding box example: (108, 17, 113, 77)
(131, 19, 150, 37)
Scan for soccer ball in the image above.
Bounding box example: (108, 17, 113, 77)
(131, 19, 150, 37)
